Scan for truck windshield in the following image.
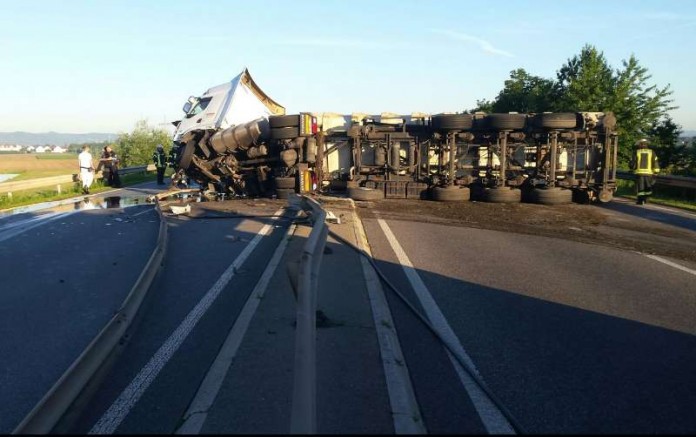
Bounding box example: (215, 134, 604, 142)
(187, 97, 212, 117)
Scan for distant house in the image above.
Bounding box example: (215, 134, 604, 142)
(35, 146, 48, 153)
(52, 146, 67, 153)
(26, 146, 35, 153)
(0, 144, 23, 152)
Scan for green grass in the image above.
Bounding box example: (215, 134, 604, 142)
(0, 171, 161, 210)
(616, 179, 696, 212)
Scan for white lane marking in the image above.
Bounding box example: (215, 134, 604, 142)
(175, 217, 298, 434)
(645, 254, 696, 276)
(645, 204, 696, 218)
(352, 208, 426, 434)
(90, 208, 285, 435)
(0, 211, 77, 243)
(376, 218, 515, 435)
(131, 207, 156, 218)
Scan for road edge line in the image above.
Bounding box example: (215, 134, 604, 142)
(645, 254, 696, 276)
(375, 217, 515, 435)
(350, 203, 427, 434)
(89, 208, 285, 434)
(175, 216, 299, 434)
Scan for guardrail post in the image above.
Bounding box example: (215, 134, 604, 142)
(56, 184, 61, 194)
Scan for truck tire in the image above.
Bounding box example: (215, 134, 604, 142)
(530, 187, 572, 205)
(533, 113, 577, 130)
(485, 114, 527, 130)
(348, 187, 383, 201)
(431, 186, 470, 201)
(270, 127, 300, 140)
(179, 142, 195, 170)
(482, 187, 521, 203)
(431, 114, 473, 131)
(269, 115, 300, 129)
(276, 188, 295, 199)
(275, 177, 296, 189)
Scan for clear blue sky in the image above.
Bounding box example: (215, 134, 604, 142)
(1, 0, 695, 133)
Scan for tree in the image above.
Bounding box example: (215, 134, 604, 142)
(474, 44, 677, 168)
(610, 55, 675, 164)
(491, 68, 557, 113)
(115, 120, 171, 167)
(648, 116, 685, 172)
(555, 45, 614, 111)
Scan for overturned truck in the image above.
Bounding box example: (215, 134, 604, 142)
(170, 70, 619, 204)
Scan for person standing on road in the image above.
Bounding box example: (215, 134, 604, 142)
(99, 145, 122, 188)
(153, 144, 167, 185)
(78, 145, 95, 195)
(630, 138, 660, 205)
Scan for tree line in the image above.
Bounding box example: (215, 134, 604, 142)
(470, 44, 696, 175)
(67, 120, 171, 168)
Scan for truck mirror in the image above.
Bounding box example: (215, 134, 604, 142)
(182, 101, 192, 114)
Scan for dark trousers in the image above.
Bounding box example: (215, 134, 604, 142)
(636, 175, 654, 204)
(105, 167, 121, 188)
(157, 167, 166, 184)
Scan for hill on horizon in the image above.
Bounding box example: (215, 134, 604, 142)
(0, 131, 117, 146)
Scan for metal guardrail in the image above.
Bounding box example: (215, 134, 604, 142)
(616, 170, 696, 190)
(0, 164, 157, 196)
(13, 199, 168, 434)
(287, 194, 328, 434)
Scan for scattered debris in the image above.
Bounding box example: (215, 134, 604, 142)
(170, 204, 192, 215)
(325, 210, 341, 224)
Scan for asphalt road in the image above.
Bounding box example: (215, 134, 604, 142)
(360, 215, 696, 434)
(5, 192, 696, 434)
(0, 182, 165, 433)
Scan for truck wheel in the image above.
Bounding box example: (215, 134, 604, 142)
(348, 187, 383, 201)
(431, 186, 470, 201)
(533, 113, 577, 129)
(269, 115, 300, 128)
(276, 188, 295, 199)
(530, 187, 572, 205)
(431, 114, 473, 131)
(485, 114, 527, 130)
(275, 177, 296, 189)
(482, 187, 521, 203)
(270, 127, 300, 140)
(179, 142, 195, 170)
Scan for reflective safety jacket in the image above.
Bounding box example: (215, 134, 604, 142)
(152, 150, 167, 168)
(631, 148, 660, 176)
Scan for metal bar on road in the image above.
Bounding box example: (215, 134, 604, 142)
(288, 195, 328, 435)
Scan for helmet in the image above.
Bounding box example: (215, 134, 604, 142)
(635, 138, 649, 148)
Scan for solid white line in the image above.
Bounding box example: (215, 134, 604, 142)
(645, 254, 696, 276)
(376, 218, 515, 435)
(352, 208, 426, 434)
(89, 208, 285, 435)
(175, 218, 298, 434)
(645, 204, 696, 218)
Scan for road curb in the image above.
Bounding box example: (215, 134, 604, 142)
(12, 201, 169, 434)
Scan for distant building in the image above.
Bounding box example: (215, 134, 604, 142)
(0, 144, 23, 152)
(26, 145, 35, 153)
(52, 146, 67, 153)
(35, 146, 49, 153)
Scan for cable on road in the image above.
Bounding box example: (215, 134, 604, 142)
(327, 229, 528, 435)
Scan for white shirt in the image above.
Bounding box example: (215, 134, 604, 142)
(78, 151, 93, 169)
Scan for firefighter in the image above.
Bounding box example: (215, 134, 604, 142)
(152, 144, 167, 185)
(630, 138, 660, 205)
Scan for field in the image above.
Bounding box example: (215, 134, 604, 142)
(0, 153, 77, 180)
